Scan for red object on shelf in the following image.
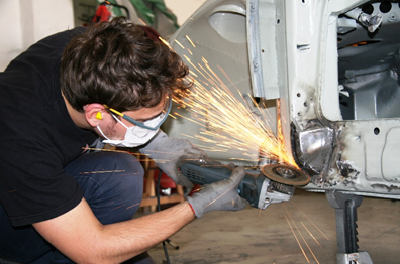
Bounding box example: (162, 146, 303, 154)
(154, 170, 176, 189)
(92, 5, 111, 23)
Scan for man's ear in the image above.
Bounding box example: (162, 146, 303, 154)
(84, 104, 106, 127)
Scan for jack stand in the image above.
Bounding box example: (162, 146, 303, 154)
(326, 190, 373, 264)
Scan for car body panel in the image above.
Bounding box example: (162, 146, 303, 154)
(164, 0, 400, 198)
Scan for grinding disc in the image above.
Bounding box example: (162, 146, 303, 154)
(261, 164, 310, 186)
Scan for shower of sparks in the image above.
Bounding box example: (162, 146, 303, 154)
(286, 215, 310, 263)
(284, 204, 320, 264)
(291, 219, 320, 263)
(170, 39, 296, 166)
(290, 201, 330, 241)
(177, 68, 295, 164)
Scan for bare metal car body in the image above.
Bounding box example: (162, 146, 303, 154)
(166, 0, 400, 199)
(163, 0, 400, 262)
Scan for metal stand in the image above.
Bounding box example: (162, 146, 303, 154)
(326, 190, 373, 264)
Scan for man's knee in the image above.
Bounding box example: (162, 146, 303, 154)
(98, 152, 145, 223)
(105, 152, 144, 176)
(100, 151, 145, 204)
(104, 152, 145, 206)
(67, 151, 145, 224)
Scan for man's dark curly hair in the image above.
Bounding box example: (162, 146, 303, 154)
(61, 17, 191, 112)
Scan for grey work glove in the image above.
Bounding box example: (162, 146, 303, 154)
(187, 166, 249, 218)
(139, 130, 215, 188)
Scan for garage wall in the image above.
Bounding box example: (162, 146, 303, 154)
(0, 0, 207, 72)
(0, 0, 74, 72)
(164, 0, 206, 25)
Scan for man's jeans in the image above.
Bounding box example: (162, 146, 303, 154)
(0, 151, 155, 264)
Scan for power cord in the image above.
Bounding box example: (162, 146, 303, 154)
(156, 170, 172, 264)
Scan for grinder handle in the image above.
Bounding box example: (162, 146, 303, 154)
(180, 163, 233, 185)
(180, 163, 263, 208)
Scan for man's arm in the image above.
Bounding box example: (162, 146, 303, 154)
(33, 198, 195, 264)
(33, 166, 247, 264)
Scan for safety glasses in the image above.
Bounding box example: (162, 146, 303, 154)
(104, 96, 172, 131)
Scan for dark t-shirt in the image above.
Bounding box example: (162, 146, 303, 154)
(0, 28, 98, 226)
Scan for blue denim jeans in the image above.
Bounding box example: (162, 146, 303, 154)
(0, 151, 155, 264)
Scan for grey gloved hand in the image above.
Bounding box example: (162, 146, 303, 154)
(187, 166, 249, 218)
(139, 130, 216, 188)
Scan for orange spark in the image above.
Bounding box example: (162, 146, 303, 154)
(82, 147, 129, 153)
(185, 35, 196, 48)
(111, 204, 126, 211)
(159, 37, 172, 49)
(79, 170, 125, 174)
(174, 39, 185, 49)
(204, 183, 237, 209)
(284, 204, 320, 264)
(290, 201, 330, 241)
(285, 215, 310, 263)
(1, 189, 16, 195)
(301, 222, 324, 250)
(126, 203, 140, 210)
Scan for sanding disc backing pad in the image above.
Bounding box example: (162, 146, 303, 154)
(261, 164, 310, 186)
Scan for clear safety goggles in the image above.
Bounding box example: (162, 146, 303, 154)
(104, 96, 172, 137)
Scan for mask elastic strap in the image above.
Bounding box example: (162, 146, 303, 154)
(111, 114, 129, 129)
(97, 125, 110, 140)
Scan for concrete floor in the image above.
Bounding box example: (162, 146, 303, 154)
(137, 188, 400, 264)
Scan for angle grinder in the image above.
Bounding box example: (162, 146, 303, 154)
(180, 163, 310, 210)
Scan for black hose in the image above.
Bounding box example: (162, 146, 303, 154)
(157, 170, 172, 264)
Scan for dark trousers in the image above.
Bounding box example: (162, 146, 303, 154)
(0, 151, 155, 264)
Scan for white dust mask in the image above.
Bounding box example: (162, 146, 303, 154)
(97, 114, 159, 148)
(98, 96, 171, 148)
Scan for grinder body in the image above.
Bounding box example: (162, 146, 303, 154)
(180, 163, 296, 210)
